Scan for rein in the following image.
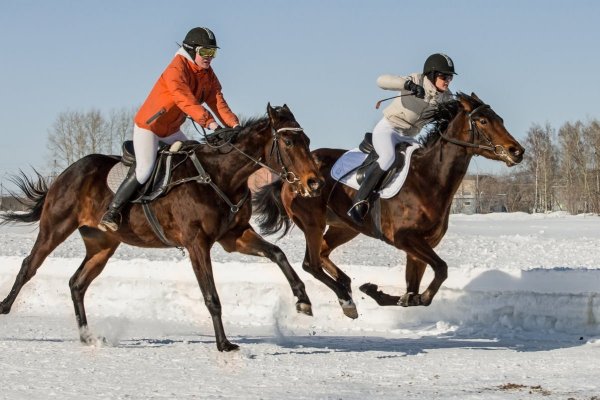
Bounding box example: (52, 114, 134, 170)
(229, 126, 305, 186)
(438, 104, 511, 158)
(162, 124, 306, 214)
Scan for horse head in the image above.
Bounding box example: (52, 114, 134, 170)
(447, 92, 524, 166)
(264, 103, 324, 197)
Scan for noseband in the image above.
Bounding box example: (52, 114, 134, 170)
(269, 126, 305, 185)
(438, 104, 512, 159)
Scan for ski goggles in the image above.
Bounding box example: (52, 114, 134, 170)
(196, 47, 217, 58)
(437, 73, 453, 82)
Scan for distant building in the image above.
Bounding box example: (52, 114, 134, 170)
(452, 177, 477, 214)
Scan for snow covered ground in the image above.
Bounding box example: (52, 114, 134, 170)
(0, 212, 599, 399)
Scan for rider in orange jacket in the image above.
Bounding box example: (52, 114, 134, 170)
(98, 27, 239, 232)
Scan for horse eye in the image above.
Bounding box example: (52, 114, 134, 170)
(284, 138, 293, 147)
(478, 118, 487, 125)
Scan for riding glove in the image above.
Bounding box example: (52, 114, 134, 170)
(404, 80, 425, 99)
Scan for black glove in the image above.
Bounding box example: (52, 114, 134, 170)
(404, 80, 425, 99)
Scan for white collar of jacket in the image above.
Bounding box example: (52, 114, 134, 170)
(176, 47, 194, 62)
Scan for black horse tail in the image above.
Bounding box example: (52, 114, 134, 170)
(252, 179, 293, 237)
(0, 170, 48, 225)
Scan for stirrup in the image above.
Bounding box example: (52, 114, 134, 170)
(347, 200, 369, 222)
(98, 210, 121, 232)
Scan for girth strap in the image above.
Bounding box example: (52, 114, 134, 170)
(141, 202, 181, 249)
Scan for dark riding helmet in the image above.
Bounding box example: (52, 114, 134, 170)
(423, 53, 457, 75)
(182, 27, 219, 57)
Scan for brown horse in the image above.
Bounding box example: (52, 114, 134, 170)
(253, 93, 524, 318)
(0, 104, 323, 351)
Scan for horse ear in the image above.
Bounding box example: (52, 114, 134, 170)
(267, 102, 276, 121)
(282, 104, 291, 112)
(470, 92, 483, 103)
(457, 93, 474, 113)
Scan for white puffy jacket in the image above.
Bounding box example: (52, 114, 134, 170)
(377, 72, 453, 135)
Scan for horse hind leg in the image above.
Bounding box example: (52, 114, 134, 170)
(0, 216, 78, 314)
(398, 255, 428, 307)
(69, 226, 120, 345)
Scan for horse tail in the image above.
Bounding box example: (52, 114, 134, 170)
(0, 170, 48, 225)
(252, 179, 293, 237)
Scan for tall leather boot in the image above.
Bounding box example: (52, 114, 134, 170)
(347, 162, 387, 224)
(98, 172, 142, 232)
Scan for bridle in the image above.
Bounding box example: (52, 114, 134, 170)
(439, 103, 512, 160)
(169, 120, 309, 214)
(229, 124, 309, 193)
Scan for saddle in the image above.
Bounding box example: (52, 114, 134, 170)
(110, 140, 191, 203)
(355, 132, 410, 191)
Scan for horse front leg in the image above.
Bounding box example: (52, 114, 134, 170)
(218, 225, 312, 316)
(187, 241, 238, 352)
(320, 226, 359, 295)
(285, 192, 356, 318)
(299, 224, 358, 319)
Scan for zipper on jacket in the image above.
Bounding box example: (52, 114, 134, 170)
(146, 107, 166, 125)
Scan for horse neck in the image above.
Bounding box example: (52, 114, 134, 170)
(211, 128, 271, 190)
(416, 114, 473, 201)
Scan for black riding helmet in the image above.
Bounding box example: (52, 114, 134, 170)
(423, 53, 456, 75)
(182, 27, 218, 58)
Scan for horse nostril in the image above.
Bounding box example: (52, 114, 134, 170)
(509, 146, 522, 157)
(308, 178, 323, 191)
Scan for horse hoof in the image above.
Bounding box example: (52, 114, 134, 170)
(339, 299, 358, 319)
(80, 334, 107, 346)
(359, 283, 378, 296)
(0, 301, 10, 314)
(218, 341, 240, 352)
(296, 302, 313, 316)
(399, 292, 422, 307)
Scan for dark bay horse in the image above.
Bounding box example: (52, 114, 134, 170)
(0, 104, 323, 351)
(253, 93, 524, 318)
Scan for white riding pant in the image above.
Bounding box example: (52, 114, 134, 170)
(371, 117, 416, 171)
(133, 125, 189, 184)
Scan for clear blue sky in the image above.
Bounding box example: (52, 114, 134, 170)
(1, 0, 599, 185)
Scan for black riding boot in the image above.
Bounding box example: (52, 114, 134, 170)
(98, 172, 142, 232)
(347, 163, 387, 224)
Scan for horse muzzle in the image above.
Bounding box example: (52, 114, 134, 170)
(296, 176, 324, 197)
(497, 144, 524, 167)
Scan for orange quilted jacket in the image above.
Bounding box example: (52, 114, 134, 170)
(134, 49, 238, 137)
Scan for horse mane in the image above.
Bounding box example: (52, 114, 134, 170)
(237, 115, 269, 133)
(421, 92, 480, 148)
(196, 114, 269, 149)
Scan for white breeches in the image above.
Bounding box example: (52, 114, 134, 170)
(371, 117, 415, 171)
(133, 125, 189, 184)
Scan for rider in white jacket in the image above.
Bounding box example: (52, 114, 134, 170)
(348, 53, 456, 224)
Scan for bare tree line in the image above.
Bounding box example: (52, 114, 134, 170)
(46, 107, 137, 176)
(473, 118, 600, 214)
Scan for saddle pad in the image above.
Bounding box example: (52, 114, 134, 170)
(330, 143, 421, 199)
(107, 162, 130, 194)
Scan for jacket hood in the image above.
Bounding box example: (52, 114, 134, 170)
(176, 47, 207, 73)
